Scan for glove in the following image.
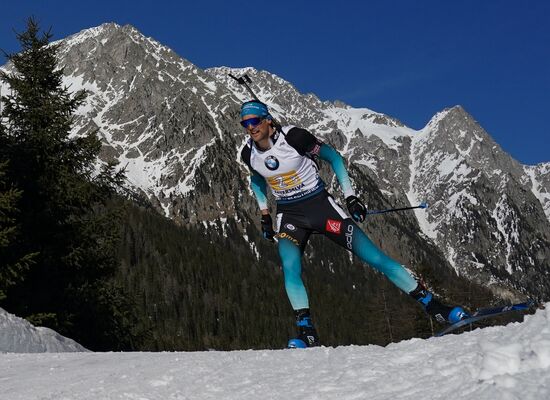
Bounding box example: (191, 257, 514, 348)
(346, 195, 366, 223)
(260, 214, 276, 242)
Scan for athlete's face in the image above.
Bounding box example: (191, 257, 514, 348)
(242, 114, 271, 143)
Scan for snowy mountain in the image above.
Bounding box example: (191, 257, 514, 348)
(408, 107, 550, 298)
(1, 304, 549, 399)
(0, 307, 88, 353)
(1, 22, 549, 301)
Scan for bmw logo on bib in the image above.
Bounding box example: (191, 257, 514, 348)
(265, 155, 279, 171)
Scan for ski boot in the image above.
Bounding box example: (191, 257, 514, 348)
(287, 309, 320, 348)
(410, 285, 469, 324)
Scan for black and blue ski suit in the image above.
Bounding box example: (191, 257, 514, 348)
(241, 126, 418, 310)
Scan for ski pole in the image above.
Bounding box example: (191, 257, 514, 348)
(366, 202, 428, 216)
(228, 73, 259, 101)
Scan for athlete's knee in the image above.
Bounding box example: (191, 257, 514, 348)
(278, 238, 302, 276)
(282, 258, 302, 278)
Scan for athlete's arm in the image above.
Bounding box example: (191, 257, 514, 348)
(250, 172, 274, 240)
(241, 147, 274, 239)
(320, 144, 368, 221)
(241, 142, 269, 212)
(250, 171, 269, 212)
(318, 144, 355, 198)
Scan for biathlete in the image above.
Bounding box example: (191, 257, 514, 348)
(239, 100, 468, 347)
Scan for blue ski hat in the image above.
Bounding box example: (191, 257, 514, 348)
(240, 100, 270, 119)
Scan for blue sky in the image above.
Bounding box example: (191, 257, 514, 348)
(1, 1, 548, 164)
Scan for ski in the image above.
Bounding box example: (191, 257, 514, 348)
(287, 338, 308, 349)
(435, 300, 536, 337)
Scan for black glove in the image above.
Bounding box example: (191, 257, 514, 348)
(346, 195, 367, 223)
(260, 214, 276, 242)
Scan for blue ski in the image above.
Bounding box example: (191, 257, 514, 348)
(435, 300, 536, 337)
(287, 338, 308, 349)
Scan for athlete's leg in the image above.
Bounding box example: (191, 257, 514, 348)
(276, 208, 319, 345)
(327, 223, 468, 323)
(277, 237, 320, 346)
(278, 237, 309, 310)
(318, 196, 468, 323)
(343, 221, 417, 293)
(319, 196, 417, 293)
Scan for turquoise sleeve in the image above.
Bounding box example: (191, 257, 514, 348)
(319, 143, 355, 198)
(250, 171, 268, 210)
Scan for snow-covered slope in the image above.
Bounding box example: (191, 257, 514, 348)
(1, 305, 549, 399)
(524, 162, 550, 221)
(0, 308, 88, 353)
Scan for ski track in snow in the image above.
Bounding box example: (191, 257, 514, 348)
(2, 305, 550, 400)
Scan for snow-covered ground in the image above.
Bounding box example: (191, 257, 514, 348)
(1, 305, 549, 400)
(0, 308, 88, 353)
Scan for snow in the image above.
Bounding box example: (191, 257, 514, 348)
(320, 105, 415, 151)
(55, 23, 117, 50)
(62, 73, 102, 116)
(423, 107, 456, 131)
(406, 127, 439, 241)
(0, 308, 88, 353)
(1, 305, 550, 399)
(492, 194, 520, 274)
(524, 164, 550, 222)
(355, 156, 377, 172)
(436, 154, 472, 182)
(178, 138, 216, 196)
(242, 233, 261, 260)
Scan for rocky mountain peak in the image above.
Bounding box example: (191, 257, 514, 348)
(409, 103, 550, 298)
(2, 23, 549, 301)
(419, 104, 524, 183)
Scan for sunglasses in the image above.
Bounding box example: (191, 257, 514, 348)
(240, 117, 265, 129)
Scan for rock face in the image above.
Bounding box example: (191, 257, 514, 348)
(2, 22, 549, 300)
(407, 107, 550, 298)
(55, 23, 248, 224)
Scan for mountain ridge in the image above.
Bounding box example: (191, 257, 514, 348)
(1, 23, 549, 301)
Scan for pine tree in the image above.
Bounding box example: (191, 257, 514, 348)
(0, 158, 37, 300)
(0, 17, 134, 350)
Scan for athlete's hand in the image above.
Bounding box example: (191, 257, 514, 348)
(260, 214, 276, 242)
(346, 195, 366, 223)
